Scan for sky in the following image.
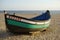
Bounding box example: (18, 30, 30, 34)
(0, 0, 60, 10)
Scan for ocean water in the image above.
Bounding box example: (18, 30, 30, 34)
(0, 10, 60, 15)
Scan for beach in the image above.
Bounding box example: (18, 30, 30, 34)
(0, 13, 60, 40)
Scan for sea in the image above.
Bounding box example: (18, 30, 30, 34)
(0, 10, 60, 15)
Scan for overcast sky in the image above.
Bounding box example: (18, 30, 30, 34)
(0, 0, 60, 10)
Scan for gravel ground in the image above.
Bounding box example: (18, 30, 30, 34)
(0, 13, 60, 40)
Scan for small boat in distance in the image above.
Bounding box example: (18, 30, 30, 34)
(4, 10, 51, 34)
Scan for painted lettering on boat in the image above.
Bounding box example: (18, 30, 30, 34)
(6, 15, 21, 21)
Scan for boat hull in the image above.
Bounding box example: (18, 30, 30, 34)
(4, 11, 51, 33)
(6, 24, 47, 33)
(6, 18, 50, 33)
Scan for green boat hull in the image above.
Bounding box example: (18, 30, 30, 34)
(7, 19, 50, 29)
(6, 19, 50, 33)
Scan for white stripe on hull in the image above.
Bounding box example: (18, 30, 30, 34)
(21, 19, 51, 24)
(6, 15, 51, 25)
(21, 19, 36, 24)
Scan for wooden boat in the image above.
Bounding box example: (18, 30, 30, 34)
(4, 10, 51, 33)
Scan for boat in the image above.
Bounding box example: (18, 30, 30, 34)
(4, 10, 51, 33)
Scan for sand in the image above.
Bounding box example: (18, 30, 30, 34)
(0, 13, 60, 40)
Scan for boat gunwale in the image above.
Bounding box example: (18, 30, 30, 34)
(6, 18, 50, 25)
(5, 14, 51, 22)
